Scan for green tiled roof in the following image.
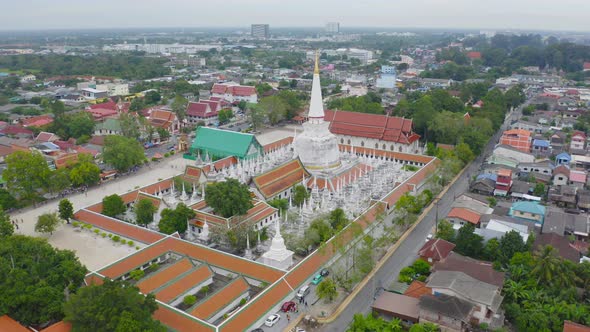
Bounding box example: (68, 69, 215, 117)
(95, 118, 122, 132)
(190, 127, 261, 159)
(510, 201, 546, 216)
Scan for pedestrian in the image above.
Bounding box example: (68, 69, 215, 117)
(305, 300, 308, 307)
(287, 314, 290, 322)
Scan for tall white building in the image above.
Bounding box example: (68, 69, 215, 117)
(251, 24, 270, 39)
(326, 22, 340, 33)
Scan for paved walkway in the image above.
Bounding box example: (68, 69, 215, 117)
(11, 155, 193, 270)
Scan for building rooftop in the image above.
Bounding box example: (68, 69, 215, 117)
(433, 252, 505, 288)
(418, 238, 456, 262)
(426, 270, 503, 311)
(418, 293, 474, 322)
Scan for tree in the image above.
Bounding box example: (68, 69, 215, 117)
(454, 224, 484, 258)
(0, 235, 87, 325)
(531, 245, 570, 288)
(156, 127, 170, 141)
(409, 323, 439, 332)
(205, 179, 253, 218)
(119, 113, 141, 140)
(218, 109, 234, 124)
(455, 142, 475, 164)
(0, 208, 14, 237)
(35, 212, 63, 235)
(248, 103, 266, 132)
(533, 183, 546, 197)
(307, 218, 334, 244)
(69, 154, 101, 187)
(483, 238, 500, 262)
(292, 185, 310, 207)
(329, 208, 348, 231)
(498, 230, 527, 266)
(129, 269, 144, 281)
(158, 203, 196, 235)
(102, 194, 126, 217)
(3, 150, 51, 201)
(102, 135, 145, 172)
(58, 199, 74, 223)
(0, 189, 17, 210)
(171, 95, 188, 121)
(268, 198, 288, 213)
(259, 95, 287, 125)
(348, 312, 403, 332)
(316, 278, 338, 302)
(134, 199, 156, 227)
(63, 279, 166, 332)
(183, 295, 197, 307)
(144, 91, 161, 105)
(47, 167, 71, 195)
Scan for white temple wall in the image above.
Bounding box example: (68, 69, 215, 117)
(335, 134, 420, 154)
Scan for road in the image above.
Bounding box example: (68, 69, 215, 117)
(319, 107, 518, 331)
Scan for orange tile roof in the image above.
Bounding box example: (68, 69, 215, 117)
(447, 207, 481, 225)
(253, 159, 309, 198)
(137, 258, 194, 294)
(74, 209, 165, 244)
(191, 277, 250, 320)
(0, 315, 29, 332)
(263, 136, 293, 153)
(213, 156, 238, 170)
(564, 321, 590, 332)
(340, 145, 434, 165)
(156, 265, 213, 303)
(120, 191, 139, 205)
(97, 237, 284, 283)
(136, 192, 162, 209)
(218, 280, 292, 332)
(497, 169, 512, 178)
(153, 304, 215, 332)
(84, 273, 105, 286)
(403, 281, 433, 299)
(40, 321, 72, 332)
(185, 166, 203, 180)
(141, 178, 173, 195)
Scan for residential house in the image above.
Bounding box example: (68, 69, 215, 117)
(418, 293, 474, 332)
(426, 271, 504, 328)
(35, 131, 59, 143)
(21, 115, 53, 128)
(86, 108, 118, 121)
(551, 132, 567, 154)
(553, 165, 571, 186)
(542, 210, 589, 241)
(555, 152, 571, 166)
(371, 292, 420, 324)
(433, 252, 505, 288)
(446, 207, 482, 229)
(80, 88, 108, 100)
(569, 170, 587, 189)
(572, 154, 590, 170)
(470, 177, 496, 196)
(0, 125, 34, 139)
(475, 219, 530, 242)
(494, 169, 513, 196)
(404, 281, 432, 299)
(490, 145, 535, 164)
(532, 139, 551, 156)
(451, 194, 494, 215)
(563, 321, 590, 332)
(518, 160, 554, 178)
(533, 233, 580, 262)
(418, 238, 456, 265)
(499, 129, 532, 153)
(571, 131, 586, 151)
(578, 190, 590, 211)
(508, 201, 546, 225)
(548, 185, 577, 208)
(510, 120, 544, 134)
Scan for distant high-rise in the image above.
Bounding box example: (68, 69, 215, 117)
(325, 22, 340, 33)
(251, 24, 270, 39)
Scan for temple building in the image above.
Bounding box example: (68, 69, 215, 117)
(293, 53, 342, 175)
(189, 127, 263, 161)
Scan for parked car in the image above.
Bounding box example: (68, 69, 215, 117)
(312, 274, 323, 285)
(281, 301, 296, 312)
(320, 269, 330, 277)
(425, 234, 433, 242)
(264, 314, 281, 327)
(250, 329, 264, 332)
(296, 285, 310, 299)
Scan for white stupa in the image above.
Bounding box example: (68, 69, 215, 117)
(260, 218, 293, 270)
(199, 220, 209, 242)
(293, 51, 341, 175)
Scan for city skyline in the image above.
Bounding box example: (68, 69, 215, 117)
(1, 0, 590, 32)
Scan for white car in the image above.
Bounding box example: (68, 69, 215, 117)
(425, 234, 433, 242)
(264, 314, 281, 327)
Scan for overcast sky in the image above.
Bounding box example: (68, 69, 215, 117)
(2, 0, 590, 31)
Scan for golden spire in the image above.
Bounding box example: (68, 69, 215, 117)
(314, 50, 320, 74)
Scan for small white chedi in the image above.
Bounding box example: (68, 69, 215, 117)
(293, 52, 341, 175)
(260, 217, 293, 270)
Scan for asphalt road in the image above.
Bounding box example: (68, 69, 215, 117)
(319, 107, 518, 332)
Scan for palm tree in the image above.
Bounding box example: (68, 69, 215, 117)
(531, 245, 569, 288)
(503, 280, 530, 303)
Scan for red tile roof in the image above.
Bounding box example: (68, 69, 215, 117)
(211, 84, 256, 97)
(253, 159, 309, 199)
(86, 108, 118, 120)
(564, 321, 590, 332)
(137, 258, 194, 294)
(467, 51, 482, 59)
(90, 100, 117, 111)
(0, 315, 29, 332)
(36, 131, 58, 142)
(325, 110, 419, 144)
(74, 209, 165, 244)
(584, 62, 590, 70)
(22, 115, 54, 128)
(0, 125, 34, 137)
(403, 281, 432, 299)
(186, 102, 216, 117)
(191, 277, 250, 319)
(156, 265, 213, 303)
(153, 304, 216, 332)
(418, 238, 456, 262)
(263, 136, 293, 153)
(213, 156, 238, 170)
(447, 207, 481, 225)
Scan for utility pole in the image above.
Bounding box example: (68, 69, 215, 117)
(434, 198, 440, 234)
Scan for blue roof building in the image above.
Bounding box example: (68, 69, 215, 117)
(555, 152, 571, 166)
(509, 201, 546, 224)
(532, 139, 550, 155)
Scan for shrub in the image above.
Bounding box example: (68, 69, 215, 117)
(93, 229, 100, 234)
(200, 285, 209, 295)
(164, 152, 170, 158)
(135, 246, 140, 250)
(112, 235, 120, 242)
(72, 221, 80, 227)
(101, 233, 107, 238)
(170, 150, 175, 155)
(129, 269, 144, 281)
(148, 263, 159, 272)
(128, 240, 134, 247)
(108, 233, 113, 238)
(239, 298, 247, 306)
(151, 157, 158, 162)
(183, 295, 197, 307)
